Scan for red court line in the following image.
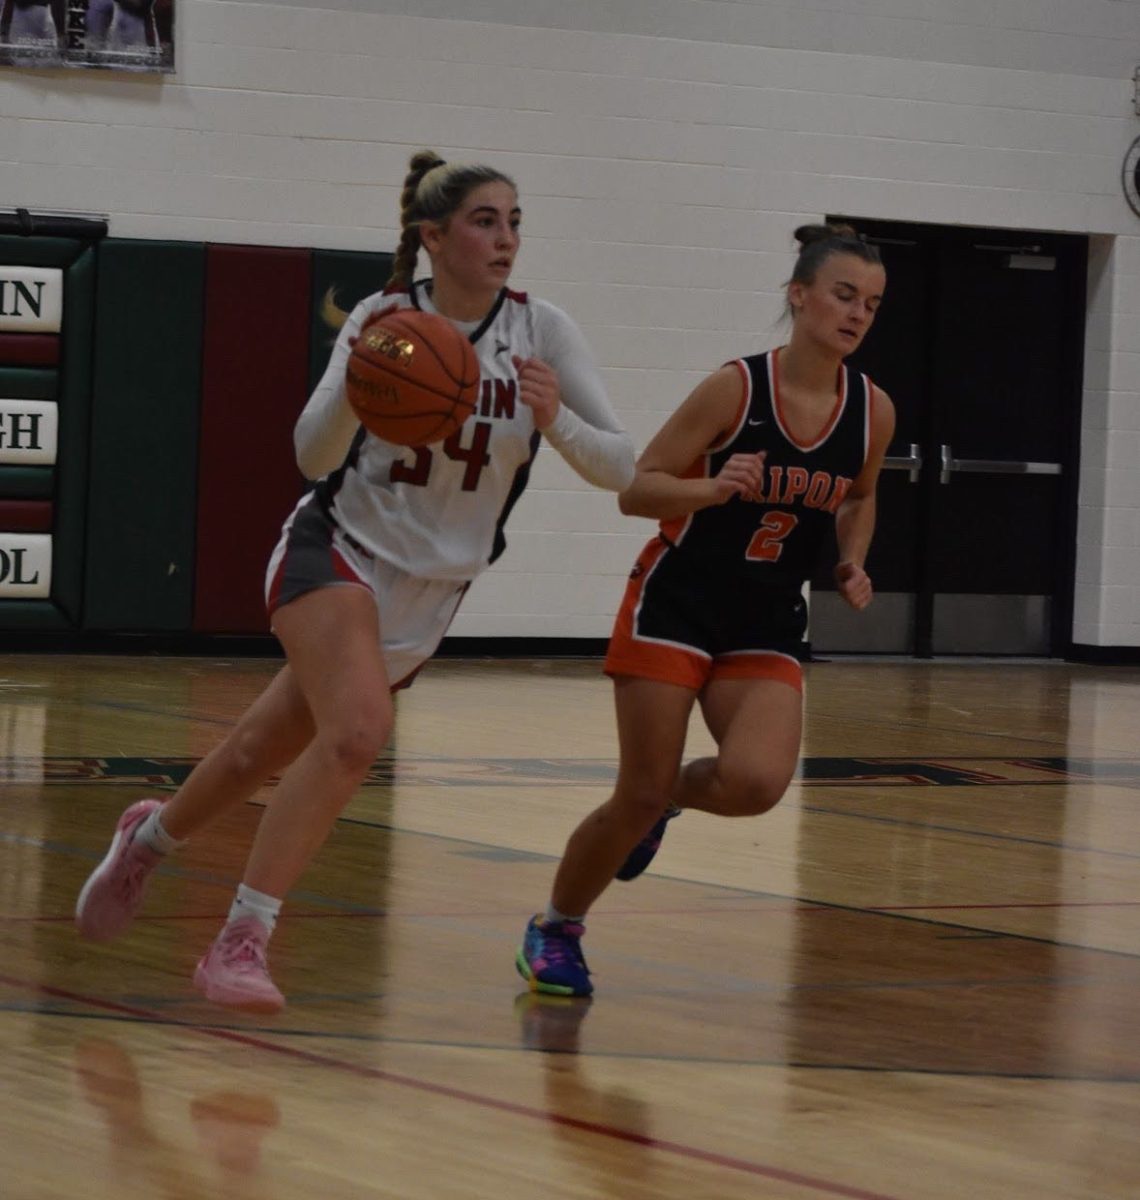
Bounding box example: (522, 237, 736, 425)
(1, 906, 787, 924)
(5, 897, 1140, 926)
(0, 971, 904, 1200)
(868, 901, 1140, 912)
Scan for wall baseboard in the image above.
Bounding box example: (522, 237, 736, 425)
(0, 631, 284, 656)
(1066, 643, 1140, 666)
(437, 637, 608, 658)
(6, 631, 1132, 665)
(0, 632, 612, 659)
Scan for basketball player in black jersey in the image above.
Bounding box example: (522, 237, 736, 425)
(518, 224, 895, 996)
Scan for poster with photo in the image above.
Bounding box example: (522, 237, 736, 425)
(0, 1, 174, 73)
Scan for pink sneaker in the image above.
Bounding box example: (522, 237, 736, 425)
(75, 799, 164, 942)
(193, 917, 285, 1014)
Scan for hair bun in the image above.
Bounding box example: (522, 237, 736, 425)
(794, 222, 864, 246)
(409, 149, 446, 175)
(794, 224, 831, 247)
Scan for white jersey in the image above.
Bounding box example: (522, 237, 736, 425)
(293, 280, 634, 582)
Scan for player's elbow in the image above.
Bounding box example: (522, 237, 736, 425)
(617, 463, 656, 513)
(617, 486, 641, 516)
(294, 439, 331, 482)
(593, 437, 636, 495)
(615, 442, 637, 493)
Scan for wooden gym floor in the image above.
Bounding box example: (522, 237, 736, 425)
(2, 653, 1139, 1199)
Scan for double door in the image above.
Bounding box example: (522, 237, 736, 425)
(808, 219, 1088, 656)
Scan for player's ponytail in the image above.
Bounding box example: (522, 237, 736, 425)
(387, 150, 448, 290)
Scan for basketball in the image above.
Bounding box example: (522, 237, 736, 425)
(344, 308, 480, 446)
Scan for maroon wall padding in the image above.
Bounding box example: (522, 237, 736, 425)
(0, 334, 61, 367)
(194, 245, 313, 632)
(0, 500, 52, 532)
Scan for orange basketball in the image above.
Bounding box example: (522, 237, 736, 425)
(345, 308, 480, 446)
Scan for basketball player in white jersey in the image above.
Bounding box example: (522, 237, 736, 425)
(75, 150, 636, 1013)
(517, 225, 894, 996)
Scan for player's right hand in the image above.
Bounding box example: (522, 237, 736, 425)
(710, 452, 765, 504)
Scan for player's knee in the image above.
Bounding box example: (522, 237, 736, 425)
(312, 705, 391, 781)
(223, 730, 271, 786)
(216, 721, 292, 788)
(719, 764, 787, 816)
(613, 782, 674, 830)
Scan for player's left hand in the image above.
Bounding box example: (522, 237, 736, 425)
(513, 355, 560, 430)
(835, 561, 873, 610)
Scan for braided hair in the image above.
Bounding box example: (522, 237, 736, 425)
(387, 149, 517, 289)
(322, 150, 517, 330)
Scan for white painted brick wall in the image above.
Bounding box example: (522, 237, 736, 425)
(1075, 233, 1140, 646)
(1, 0, 1137, 645)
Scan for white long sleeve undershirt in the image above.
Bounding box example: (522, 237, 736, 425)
(294, 290, 634, 492)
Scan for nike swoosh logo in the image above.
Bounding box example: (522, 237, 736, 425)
(495, 341, 510, 355)
(747, 418, 767, 426)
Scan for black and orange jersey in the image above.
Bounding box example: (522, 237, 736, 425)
(660, 347, 874, 588)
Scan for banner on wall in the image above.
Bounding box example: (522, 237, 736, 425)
(0, 1, 174, 73)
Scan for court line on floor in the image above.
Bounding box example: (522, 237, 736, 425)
(75, 692, 1140, 760)
(25, 967, 1130, 1005)
(0, 829, 384, 913)
(326, 815, 1140, 961)
(7, 819, 1140, 962)
(0, 971, 904, 1200)
(337, 797, 1140, 864)
(804, 709, 1133, 754)
(799, 802, 1140, 861)
(6, 897, 1140, 926)
(4, 1001, 1140, 1085)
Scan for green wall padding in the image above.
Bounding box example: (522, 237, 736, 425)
(52, 244, 97, 624)
(0, 467, 53, 498)
(0, 599, 70, 629)
(308, 249, 393, 392)
(84, 240, 204, 631)
(0, 367, 58, 398)
(0, 237, 85, 269)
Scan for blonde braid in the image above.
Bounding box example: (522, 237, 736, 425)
(386, 150, 447, 289)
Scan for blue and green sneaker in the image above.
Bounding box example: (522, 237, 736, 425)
(515, 915, 593, 997)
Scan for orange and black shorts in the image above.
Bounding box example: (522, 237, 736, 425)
(603, 536, 806, 693)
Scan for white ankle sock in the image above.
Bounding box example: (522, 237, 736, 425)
(136, 807, 184, 855)
(228, 885, 282, 934)
(544, 904, 585, 926)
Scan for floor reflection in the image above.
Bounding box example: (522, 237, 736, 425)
(514, 991, 593, 1056)
(73, 1035, 282, 1198)
(513, 992, 661, 1197)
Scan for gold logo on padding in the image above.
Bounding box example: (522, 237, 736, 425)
(363, 329, 414, 366)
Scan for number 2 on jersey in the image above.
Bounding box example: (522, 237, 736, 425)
(746, 511, 798, 562)
(390, 420, 492, 491)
